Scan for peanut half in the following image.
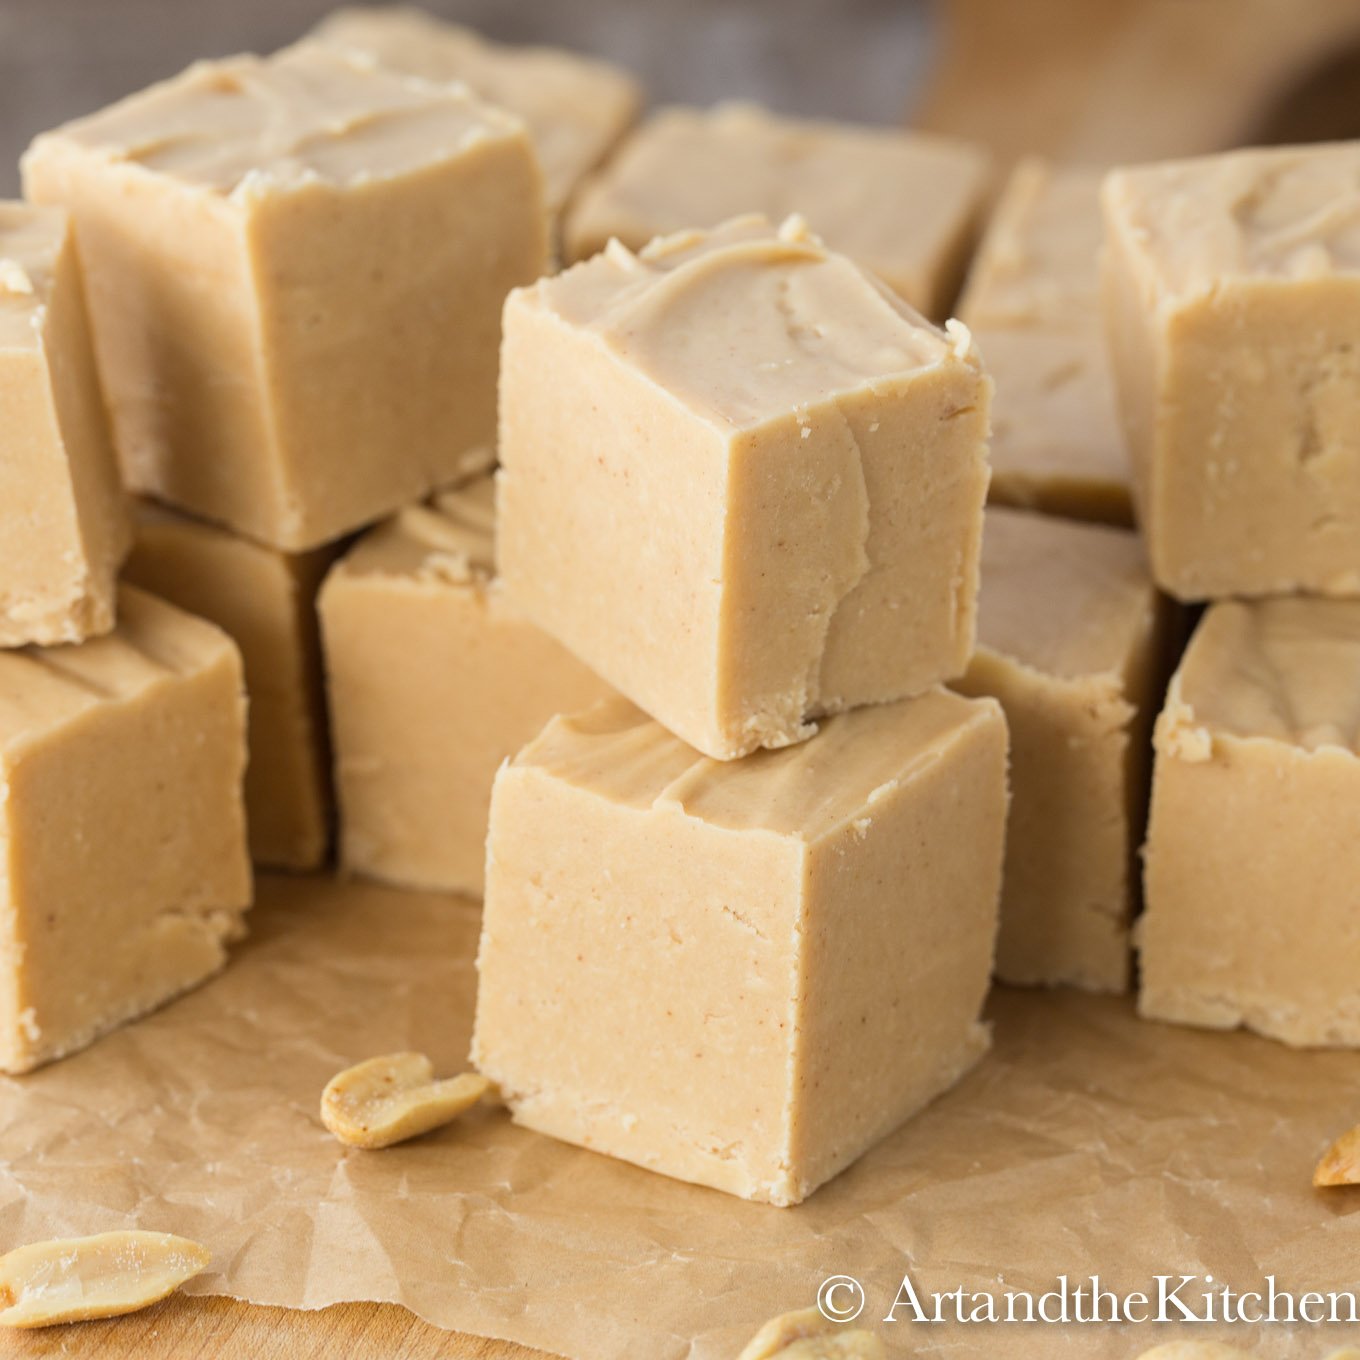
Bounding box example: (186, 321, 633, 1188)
(321, 1051, 493, 1149)
(737, 1307, 886, 1360)
(0, 1231, 210, 1328)
(1314, 1123, 1360, 1187)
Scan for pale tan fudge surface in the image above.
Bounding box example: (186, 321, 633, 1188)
(474, 689, 1008, 1206)
(499, 216, 991, 761)
(0, 202, 128, 646)
(319, 476, 613, 897)
(1103, 142, 1360, 600)
(563, 104, 991, 317)
(23, 44, 546, 551)
(309, 6, 642, 217)
(1141, 596, 1360, 1047)
(961, 159, 1132, 525)
(954, 508, 1169, 993)
(0, 585, 251, 1073)
(123, 501, 333, 870)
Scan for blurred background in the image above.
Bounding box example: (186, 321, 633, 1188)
(4, 0, 1360, 195)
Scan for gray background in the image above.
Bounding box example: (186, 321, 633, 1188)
(0, 0, 936, 196)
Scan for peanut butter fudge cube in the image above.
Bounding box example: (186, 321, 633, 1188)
(124, 502, 333, 870)
(1140, 597, 1360, 1046)
(310, 7, 642, 218)
(0, 585, 251, 1072)
(473, 689, 1008, 1205)
(23, 45, 546, 551)
(0, 203, 128, 646)
(955, 509, 1171, 992)
(319, 476, 613, 896)
(499, 216, 991, 760)
(960, 160, 1131, 525)
(564, 104, 991, 316)
(1103, 144, 1360, 599)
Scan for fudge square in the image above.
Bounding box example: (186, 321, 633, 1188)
(318, 475, 613, 896)
(23, 44, 547, 551)
(473, 689, 1008, 1205)
(124, 501, 334, 870)
(1140, 596, 1360, 1047)
(563, 103, 991, 317)
(954, 508, 1170, 993)
(498, 216, 992, 761)
(310, 6, 642, 217)
(959, 160, 1132, 526)
(0, 202, 128, 646)
(1102, 143, 1360, 600)
(0, 586, 251, 1073)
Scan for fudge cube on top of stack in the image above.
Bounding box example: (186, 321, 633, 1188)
(1103, 142, 1360, 600)
(959, 159, 1132, 525)
(309, 5, 643, 219)
(564, 103, 991, 317)
(498, 215, 991, 760)
(1141, 597, 1360, 1047)
(319, 475, 614, 896)
(124, 502, 335, 870)
(0, 586, 251, 1073)
(473, 689, 1009, 1206)
(955, 508, 1171, 993)
(0, 202, 127, 646)
(23, 43, 548, 551)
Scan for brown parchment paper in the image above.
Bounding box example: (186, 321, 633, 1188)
(1, 874, 1358, 1360)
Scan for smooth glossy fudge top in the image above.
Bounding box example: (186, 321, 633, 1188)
(1169, 597, 1360, 755)
(975, 508, 1154, 681)
(524, 215, 982, 431)
(310, 6, 640, 211)
(0, 585, 237, 756)
(341, 476, 496, 584)
(1103, 143, 1360, 296)
(960, 158, 1104, 325)
(567, 103, 989, 307)
(25, 43, 528, 202)
(0, 202, 68, 354)
(509, 689, 1000, 842)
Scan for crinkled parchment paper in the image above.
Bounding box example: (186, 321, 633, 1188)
(1, 876, 1357, 1359)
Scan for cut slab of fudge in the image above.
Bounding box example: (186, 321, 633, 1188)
(23, 44, 546, 551)
(123, 502, 333, 870)
(473, 689, 1008, 1206)
(960, 160, 1132, 525)
(0, 202, 128, 646)
(319, 476, 614, 896)
(954, 508, 1172, 992)
(309, 6, 642, 218)
(0, 585, 251, 1073)
(563, 104, 991, 317)
(1102, 143, 1360, 600)
(499, 216, 992, 760)
(1140, 597, 1360, 1047)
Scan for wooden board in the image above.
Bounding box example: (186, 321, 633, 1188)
(8, 1296, 554, 1358)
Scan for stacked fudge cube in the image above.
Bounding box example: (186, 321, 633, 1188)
(1, 31, 564, 1069)
(469, 214, 1013, 1206)
(1102, 144, 1360, 1046)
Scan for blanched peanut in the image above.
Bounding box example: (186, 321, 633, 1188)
(1314, 1123, 1360, 1187)
(737, 1306, 886, 1360)
(321, 1051, 493, 1149)
(0, 1231, 210, 1328)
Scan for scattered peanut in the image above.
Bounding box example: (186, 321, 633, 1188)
(0, 1231, 210, 1328)
(1314, 1123, 1360, 1187)
(737, 1306, 886, 1360)
(321, 1051, 493, 1149)
(1131, 1344, 1259, 1360)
